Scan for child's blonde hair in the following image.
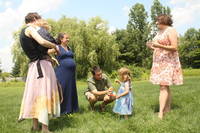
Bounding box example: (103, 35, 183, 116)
(118, 67, 131, 82)
(37, 19, 51, 31)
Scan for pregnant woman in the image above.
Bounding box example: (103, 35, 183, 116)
(55, 33, 79, 115)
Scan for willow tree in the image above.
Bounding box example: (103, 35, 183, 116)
(12, 27, 29, 77)
(11, 16, 119, 78)
(0, 60, 2, 74)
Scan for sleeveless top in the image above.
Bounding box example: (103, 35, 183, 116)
(20, 26, 51, 78)
(20, 27, 49, 62)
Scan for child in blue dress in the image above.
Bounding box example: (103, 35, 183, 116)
(113, 67, 133, 119)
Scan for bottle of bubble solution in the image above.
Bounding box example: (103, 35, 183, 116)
(109, 87, 116, 97)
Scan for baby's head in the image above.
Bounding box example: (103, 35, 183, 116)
(36, 19, 51, 31)
(118, 67, 131, 82)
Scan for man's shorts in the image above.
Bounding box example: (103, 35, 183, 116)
(85, 91, 106, 101)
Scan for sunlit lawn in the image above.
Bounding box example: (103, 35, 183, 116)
(0, 76, 199, 133)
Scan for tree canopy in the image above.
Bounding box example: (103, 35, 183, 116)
(11, 0, 200, 78)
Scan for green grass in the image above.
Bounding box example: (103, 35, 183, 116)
(183, 69, 200, 77)
(0, 76, 200, 133)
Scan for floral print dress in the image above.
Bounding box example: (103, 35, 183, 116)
(150, 27, 183, 86)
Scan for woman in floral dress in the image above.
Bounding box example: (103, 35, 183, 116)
(146, 15, 183, 119)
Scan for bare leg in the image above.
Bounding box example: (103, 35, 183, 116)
(32, 118, 39, 131)
(124, 115, 128, 120)
(89, 101, 96, 110)
(103, 95, 116, 105)
(86, 92, 97, 110)
(42, 124, 52, 133)
(100, 95, 115, 111)
(164, 86, 171, 113)
(158, 85, 169, 119)
(88, 97, 97, 110)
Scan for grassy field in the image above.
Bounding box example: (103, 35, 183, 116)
(0, 76, 199, 133)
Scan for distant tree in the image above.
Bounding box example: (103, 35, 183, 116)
(11, 16, 119, 79)
(114, 29, 129, 64)
(179, 28, 200, 68)
(11, 60, 20, 77)
(151, 0, 171, 35)
(121, 3, 152, 67)
(12, 28, 29, 77)
(0, 60, 2, 74)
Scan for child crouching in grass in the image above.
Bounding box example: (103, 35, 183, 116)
(113, 67, 133, 119)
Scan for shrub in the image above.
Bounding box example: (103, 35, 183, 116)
(109, 65, 150, 81)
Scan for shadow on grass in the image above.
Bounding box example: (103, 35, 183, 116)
(77, 105, 87, 114)
(151, 103, 181, 113)
(88, 102, 136, 119)
(49, 105, 86, 131)
(49, 115, 75, 131)
(80, 102, 116, 115)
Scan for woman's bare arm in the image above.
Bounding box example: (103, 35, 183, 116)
(25, 26, 56, 49)
(152, 28, 178, 51)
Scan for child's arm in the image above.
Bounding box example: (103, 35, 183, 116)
(48, 48, 57, 55)
(115, 79, 121, 84)
(116, 82, 130, 99)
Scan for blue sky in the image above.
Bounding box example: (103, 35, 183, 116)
(0, 0, 200, 72)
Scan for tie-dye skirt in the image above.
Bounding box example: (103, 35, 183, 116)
(18, 60, 60, 125)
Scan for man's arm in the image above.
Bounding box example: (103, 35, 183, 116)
(88, 82, 109, 96)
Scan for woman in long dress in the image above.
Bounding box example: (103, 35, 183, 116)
(18, 12, 60, 133)
(146, 15, 183, 119)
(55, 33, 79, 114)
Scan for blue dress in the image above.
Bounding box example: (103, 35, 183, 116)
(113, 81, 133, 115)
(55, 45, 79, 114)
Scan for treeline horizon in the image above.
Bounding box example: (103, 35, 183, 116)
(9, 0, 200, 79)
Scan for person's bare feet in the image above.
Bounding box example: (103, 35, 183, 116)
(42, 129, 53, 133)
(42, 124, 53, 133)
(124, 115, 128, 120)
(158, 112, 163, 119)
(31, 126, 40, 131)
(164, 107, 171, 114)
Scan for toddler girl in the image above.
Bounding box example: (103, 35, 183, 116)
(113, 67, 133, 119)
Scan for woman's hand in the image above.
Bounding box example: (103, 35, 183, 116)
(152, 41, 177, 51)
(146, 41, 152, 48)
(146, 41, 155, 50)
(152, 42, 161, 48)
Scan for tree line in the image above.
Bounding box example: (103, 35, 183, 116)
(11, 0, 200, 79)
